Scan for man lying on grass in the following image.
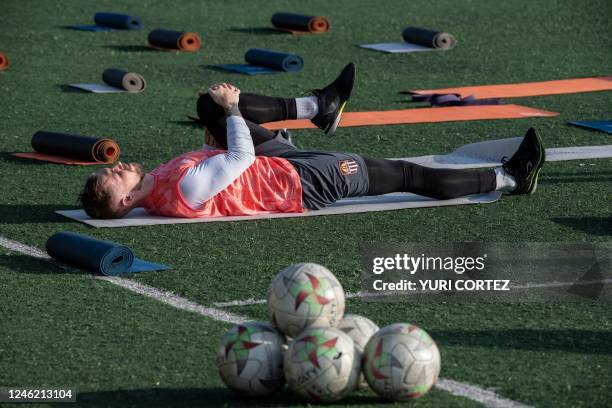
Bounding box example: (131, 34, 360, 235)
(79, 63, 545, 219)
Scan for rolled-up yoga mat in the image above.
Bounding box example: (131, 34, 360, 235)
(245, 48, 304, 72)
(46, 232, 169, 276)
(271, 12, 330, 33)
(31, 131, 120, 163)
(94, 12, 142, 30)
(148, 29, 201, 51)
(102, 68, 146, 92)
(402, 27, 456, 49)
(0, 52, 9, 70)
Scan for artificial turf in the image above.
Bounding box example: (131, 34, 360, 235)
(228, 300, 612, 408)
(1, 0, 611, 406)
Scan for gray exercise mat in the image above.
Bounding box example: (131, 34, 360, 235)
(401, 137, 612, 169)
(55, 138, 612, 228)
(56, 192, 501, 228)
(359, 42, 435, 53)
(69, 83, 130, 94)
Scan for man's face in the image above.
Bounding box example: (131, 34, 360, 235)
(96, 162, 145, 206)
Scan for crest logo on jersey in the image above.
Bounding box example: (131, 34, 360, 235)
(338, 159, 358, 176)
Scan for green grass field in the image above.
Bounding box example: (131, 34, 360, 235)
(1, 0, 611, 407)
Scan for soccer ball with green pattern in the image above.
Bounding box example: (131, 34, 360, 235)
(284, 327, 360, 402)
(337, 314, 380, 354)
(216, 320, 286, 396)
(267, 263, 345, 337)
(362, 323, 441, 401)
(337, 314, 379, 387)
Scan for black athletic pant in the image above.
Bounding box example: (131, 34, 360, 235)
(361, 156, 496, 200)
(197, 92, 297, 147)
(196, 92, 497, 200)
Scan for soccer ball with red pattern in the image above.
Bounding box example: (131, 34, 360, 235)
(337, 314, 379, 387)
(337, 314, 380, 354)
(216, 321, 286, 396)
(362, 323, 441, 401)
(267, 263, 345, 337)
(284, 327, 360, 402)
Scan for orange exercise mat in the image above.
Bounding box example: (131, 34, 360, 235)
(0, 52, 9, 70)
(409, 77, 612, 99)
(12, 152, 111, 165)
(262, 105, 557, 130)
(13, 130, 120, 165)
(271, 13, 331, 35)
(147, 29, 201, 52)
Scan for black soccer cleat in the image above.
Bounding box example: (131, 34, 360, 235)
(502, 127, 546, 195)
(310, 63, 356, 136)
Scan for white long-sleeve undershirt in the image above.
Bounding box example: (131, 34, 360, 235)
(179, 116, 255, 209)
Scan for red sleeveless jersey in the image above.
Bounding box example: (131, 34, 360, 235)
(143, 150, 304, 218)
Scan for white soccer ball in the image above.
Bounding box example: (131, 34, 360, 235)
(216, 320, 286, 396)
(267, 263, 345, 337)
(337, 314, 380, 354)
(284, 327, 360, 402)
(337, 314, 379, 387)
(362, 323, 441, 401)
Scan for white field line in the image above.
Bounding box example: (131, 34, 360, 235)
(97, 276, 247, 324)
(437, 379, 532, 408)
(213, 279, 612, 308)
(512, 280, 612, 289)
(0, 235, 53, 260)
(0, 235, 533, 408)
(0, 236, 247, 324)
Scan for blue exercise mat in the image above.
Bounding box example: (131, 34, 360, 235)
(218, 49, 304, 75)
(46, 232, 168, 276)
(216, 64, 281, 75)
(569, 120, 612, 134)
(69, 12, 142, 32)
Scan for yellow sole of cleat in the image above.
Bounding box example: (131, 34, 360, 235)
(327, 100, 347, 136)
(526, 143, 546, 194)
